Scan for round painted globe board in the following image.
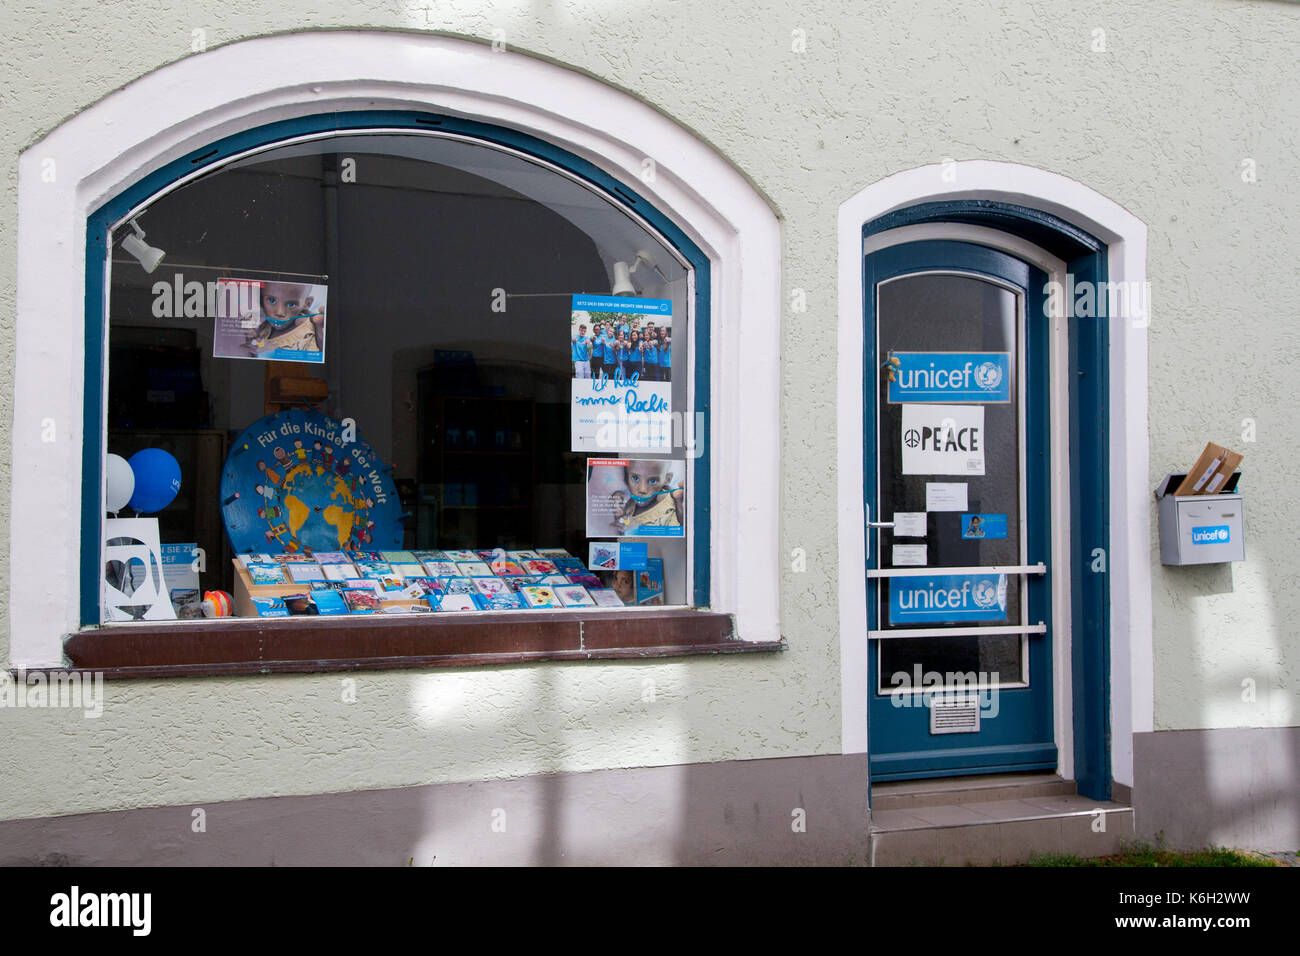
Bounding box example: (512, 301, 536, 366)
(220, 410, 403, 555)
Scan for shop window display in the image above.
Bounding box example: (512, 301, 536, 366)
(101, 131, 696, 623)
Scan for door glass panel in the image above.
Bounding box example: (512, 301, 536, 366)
(875, 272, 1024, 691)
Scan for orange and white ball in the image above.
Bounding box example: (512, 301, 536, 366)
(202, 590, 234, 617)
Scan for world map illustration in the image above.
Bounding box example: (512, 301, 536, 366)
(220, 410, 403, 555)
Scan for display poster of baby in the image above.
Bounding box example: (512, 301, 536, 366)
(586, 457, 685, 538)
(570, 293, 673, 452)
(213, 276, 327, 364)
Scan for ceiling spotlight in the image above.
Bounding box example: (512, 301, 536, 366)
(121, 220, 166, 273)
(610, 250, 664, 296)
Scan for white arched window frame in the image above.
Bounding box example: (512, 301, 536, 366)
(10, 32, 781, 667)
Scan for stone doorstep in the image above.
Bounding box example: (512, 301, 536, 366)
(870, 772, 1076, 811)
(870, 798, 1135, 867)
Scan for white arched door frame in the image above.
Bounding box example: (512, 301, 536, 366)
(11, 31, 781, 666)
(836, 162, 1151, 790)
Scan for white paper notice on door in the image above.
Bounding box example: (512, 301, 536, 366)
(893, 512, 927, 537)
(926, 482, 968, 512)
(901, 404, 985, 476)
(892, 544, 928, 566)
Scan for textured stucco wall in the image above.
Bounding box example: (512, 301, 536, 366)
(1, 0, 1297, 822)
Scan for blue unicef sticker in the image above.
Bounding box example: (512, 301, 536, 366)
(961, 514, 1008, 539)
(887, 352, 1011, 404)
(1191, 525, 1231, 545)
(890, 573, 1008, 623)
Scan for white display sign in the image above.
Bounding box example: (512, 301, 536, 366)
(901, 404, 985, 476)
(925, 482, 969, 512)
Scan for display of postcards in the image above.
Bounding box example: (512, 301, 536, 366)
(443, 549, 480, 562)
(440, 576, 475, 594)
(251, 597, 289, 617)
(287, 564, 326, 583)
(423, 560, 461, 577)
(342, 589, 384, 613)
(246, 563, 288, 585)
(401, 577, 445, 598)
(273, 552, 318, 564)
(472, 576, 510, 599)
(238, 552, 277, 566)
(553, 557, 587, 573)
(313, 551, 354, 565)
(413, 550, 450, 563)
(281, 593, 320, 615)
(589, 588, 626, 607)
(636, 557, 666, 606)
(521, 586, 562, 608)
(437, 593, 484, 612)
(555, 585, 596, 607)
(456, 561, 494, 577)
(355, 561, 394, 580)
(588, 543, 619, 571)
(391, 562, 428, 581)
(507, 550, 540, 561)
(321, 563, 358, 581)
(567, 572, 604, 589)
(597, 570, 639, 605)
(378, 576, 408, 593)
(342, 578, 381, 592)
(481, 591, 523, 610)
(489, 558, 526, 576)
(535, 548, 571, 559)
(310, 589, 349, 615)
(346, 551, 383, 564)
(539, 574, 572, 587)
(523, 559, 558, 575)
(502, 575, 542, 593)
(380, 551, 419, 563)
(311, 580, 348, 591)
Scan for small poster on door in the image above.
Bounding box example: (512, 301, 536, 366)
(961, 513, 1008, 539)
(902, 404, 985, 476)
(213, 276, 327, 364)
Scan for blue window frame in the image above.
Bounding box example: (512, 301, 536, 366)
(82, 110, 712, 626)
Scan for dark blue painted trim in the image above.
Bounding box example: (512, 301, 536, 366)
(860, 200, 1112, 801)
(83, 110, 712, 623)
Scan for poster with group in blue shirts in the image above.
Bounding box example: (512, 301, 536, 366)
(570, 294, 673, 452)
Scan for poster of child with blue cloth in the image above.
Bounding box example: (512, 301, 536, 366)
(213, 276, 327, 364)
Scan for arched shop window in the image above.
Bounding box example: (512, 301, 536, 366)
(75, 111, 742, 667)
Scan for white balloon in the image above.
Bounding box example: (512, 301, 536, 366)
(105, 454, 136, 513)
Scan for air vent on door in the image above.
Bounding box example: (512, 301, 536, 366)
(929, 696, 981, 734)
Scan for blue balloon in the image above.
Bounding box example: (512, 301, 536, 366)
(127, 448, 182, 514)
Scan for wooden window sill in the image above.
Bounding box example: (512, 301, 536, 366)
(59, 608, 784, 679)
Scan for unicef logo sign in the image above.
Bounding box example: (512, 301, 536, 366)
(973, 361, 1004, 391)
(972, 579, 1000, 609)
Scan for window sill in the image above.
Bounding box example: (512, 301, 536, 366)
(60, 609, 783, 678)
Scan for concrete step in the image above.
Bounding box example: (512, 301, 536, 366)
(871, 772, 1076, 811)
(870, 793, 1135, 866)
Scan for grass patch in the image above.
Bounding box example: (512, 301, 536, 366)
(1026, 836, 1277, 867)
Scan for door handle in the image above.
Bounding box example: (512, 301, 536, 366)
(865, 505, 893, 528)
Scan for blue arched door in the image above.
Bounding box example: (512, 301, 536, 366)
(865, 239, 1056, 780)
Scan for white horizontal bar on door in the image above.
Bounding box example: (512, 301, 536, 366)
(869, 623, 1048, 640)
(866, 563, 1047, 579)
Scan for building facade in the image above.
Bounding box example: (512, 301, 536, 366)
(0, 2, 1296, 865)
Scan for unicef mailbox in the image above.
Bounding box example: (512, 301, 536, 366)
(220, 409, 404, 554)
(1156, 472, 1246, 566)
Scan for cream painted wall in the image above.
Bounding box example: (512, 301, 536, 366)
(0, 0, 1297, 821)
